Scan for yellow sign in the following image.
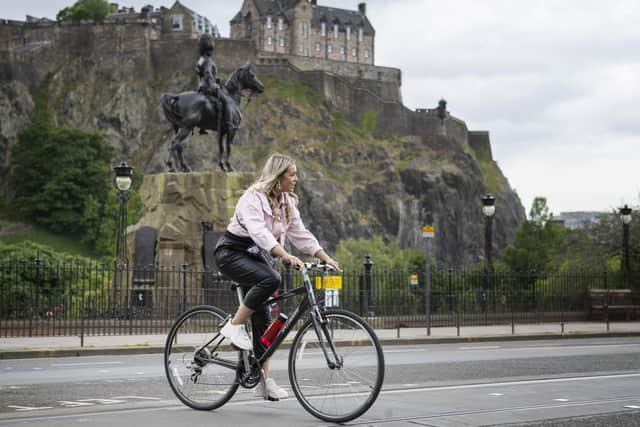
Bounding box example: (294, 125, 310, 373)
(409, 274, 419, 285)
(422, 225, 435, 238)
(315, 275, 343, 290)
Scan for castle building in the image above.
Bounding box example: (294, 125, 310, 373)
(107, 1, 220, 38)
(230, 0, 374, 65)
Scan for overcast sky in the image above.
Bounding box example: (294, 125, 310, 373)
(4, 0, 640, 216)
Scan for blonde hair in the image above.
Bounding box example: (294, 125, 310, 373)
(247, 153, 298, 221)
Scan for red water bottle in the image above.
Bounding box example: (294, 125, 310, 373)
(260, 313, 288, 347)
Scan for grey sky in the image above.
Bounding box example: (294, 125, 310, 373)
(4, 0, 639, 216)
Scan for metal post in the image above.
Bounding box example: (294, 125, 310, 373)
(485, 215, 493, 273)
(113, 188, 129, 303)
(363, 254, 373, 316)
(623, 222, 630, 274)
(181, 263, 188, 313)
(425, 236, 432, 336)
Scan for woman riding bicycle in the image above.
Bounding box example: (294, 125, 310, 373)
(214, 153, 339, 400)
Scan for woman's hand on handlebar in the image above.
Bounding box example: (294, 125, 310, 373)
(324, 257, 341, 272)
(284, 254, 305, 270)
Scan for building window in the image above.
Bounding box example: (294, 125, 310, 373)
(346, 26, 351, 40)
(340, 46, 345, 56)
(267, 36, 272, 45)
(279, 38, 285, 47)
(352, 47, 357, 57)
(278, 17, 283, 30)
(267, 16, 272, 29)
(299, 44, 304, 53)
(334, 24, 339, 38)
(304, 47, 309, 56)
(327, 44, 333, 53)
(321, 21, 326, 36)
(364, 47, 370, 58)
(171, 14, 183, 31)
(315, 42, 321, 51)
(358, 27, 363, 42)
(303, 22, 308, 38)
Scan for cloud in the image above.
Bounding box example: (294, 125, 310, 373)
(3, 0, 640, 214)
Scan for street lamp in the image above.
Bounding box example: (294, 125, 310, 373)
(113, 161, 133, 268)
(619, 204, 632, 273)
(482, 194, 496, 272)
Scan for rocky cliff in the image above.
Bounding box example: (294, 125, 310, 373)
(0, 23, 525, 266)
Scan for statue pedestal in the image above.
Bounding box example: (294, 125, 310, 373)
(128, 171, 254, 268)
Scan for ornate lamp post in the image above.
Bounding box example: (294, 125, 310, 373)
(482, 194, 496, 273)
(114, 161, 133, 267)
(619, 204, 632, 273)
(112, 161, 133, 303)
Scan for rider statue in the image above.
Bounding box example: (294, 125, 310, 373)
(196, 34, 237, 134)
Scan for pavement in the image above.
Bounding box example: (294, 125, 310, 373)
(1, 321, 640, 359)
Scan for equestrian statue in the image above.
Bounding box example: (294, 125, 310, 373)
(160, 34, 264, 172)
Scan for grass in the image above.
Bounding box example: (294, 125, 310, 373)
(0, 224, 94, 258)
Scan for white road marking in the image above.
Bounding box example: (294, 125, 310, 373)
(382, 372, 640, 395)
(488, 393, 504, 396)
(624, 405, 640, 409)
(111, 396, 161, 400)
(32, 367, 42, 371)
(77, 399, 124, 405)
(51, 362, 124, 367)
(59, 401, 95, 408)
(554, 398, 569, 402)
(7, 405, 53, 411)
(458, 346, 502, 350)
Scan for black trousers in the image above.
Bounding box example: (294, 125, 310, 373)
(214, 232, 281, 357)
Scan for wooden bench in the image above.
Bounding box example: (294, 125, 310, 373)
(586, 288, 640, 320)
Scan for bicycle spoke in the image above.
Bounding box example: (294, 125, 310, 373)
(288, 309, 384, 422)
(164, 306, 240, 410)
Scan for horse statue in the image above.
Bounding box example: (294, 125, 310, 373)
(160, 63, 264, 172)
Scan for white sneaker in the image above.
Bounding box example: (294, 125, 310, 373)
(254, 377, 289, 400)
(220, 322, 252, 350)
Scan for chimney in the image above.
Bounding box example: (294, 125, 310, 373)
(358, 2, 366, 16)
(310, 0, 317, 5)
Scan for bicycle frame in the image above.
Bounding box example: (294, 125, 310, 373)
(256, 267, 342, 367)
(199, 266, 342, 373)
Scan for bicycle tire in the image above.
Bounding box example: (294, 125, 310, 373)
(288, 308, 384, 422)
(164, 305, 240, 410)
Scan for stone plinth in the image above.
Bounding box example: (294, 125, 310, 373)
(127, 171, 254, 268)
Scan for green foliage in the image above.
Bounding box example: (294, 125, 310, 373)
(262, 76, 323, 107)
(0, 225, 93, 256)
(360, 111, 377, 135)
(336, 236, 424, 272)
(502, 197, 565, 272)
(12, 126, 114, 243)
(56, 0, 112, 23)
(0, 241, 110, 320)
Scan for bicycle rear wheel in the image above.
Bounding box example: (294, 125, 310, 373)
(288, 308, 384, 422)
(164, 305, 240, 410)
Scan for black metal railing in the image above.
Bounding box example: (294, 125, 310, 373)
(1, 258, 639, 337)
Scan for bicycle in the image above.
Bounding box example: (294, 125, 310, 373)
(164, 262, 384, 423)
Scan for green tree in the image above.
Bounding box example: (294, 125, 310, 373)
(11, 125, 114, 253)
(56, 0, 112, 23)
(502, 197, 565, 272)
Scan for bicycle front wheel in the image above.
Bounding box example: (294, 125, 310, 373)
(288, 308, 384, 423)
(164, 305, 240, 410)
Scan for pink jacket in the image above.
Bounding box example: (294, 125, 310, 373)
(227, 190, 322, 256)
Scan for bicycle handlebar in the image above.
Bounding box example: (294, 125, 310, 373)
(303, 262, 336, 273)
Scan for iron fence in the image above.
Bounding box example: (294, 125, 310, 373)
(1, 257, 639, 338)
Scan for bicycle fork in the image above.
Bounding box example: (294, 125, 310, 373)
(311, 305, 343, 369)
